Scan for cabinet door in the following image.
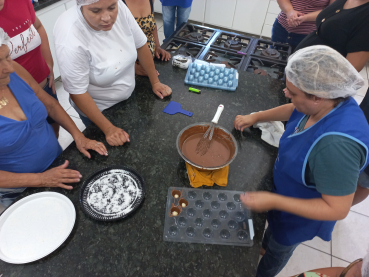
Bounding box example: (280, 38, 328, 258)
(65, 0, 76, 10)
(232, 0, 269, 36)
(154, 0, 162, 13)
(188, 0, 206, 22)
(205, 0, 237, 29)
(36, 4, 66, 79)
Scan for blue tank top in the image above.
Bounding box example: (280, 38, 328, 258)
(269, 97, 369, 246)
(0, 72, 62, 202)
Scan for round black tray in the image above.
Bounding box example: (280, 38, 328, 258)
(79, 165, 145, 221)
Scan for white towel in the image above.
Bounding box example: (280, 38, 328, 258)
(253, 120, 285, 148)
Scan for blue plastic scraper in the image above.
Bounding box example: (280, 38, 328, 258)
(163, 101, 193, 117)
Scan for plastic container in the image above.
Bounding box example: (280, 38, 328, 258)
(184, 62, 239, 91)
(163, 187, 254, 247)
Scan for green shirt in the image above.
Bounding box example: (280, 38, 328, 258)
(298, 116, 366, 196)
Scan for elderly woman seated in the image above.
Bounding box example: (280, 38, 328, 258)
(234, 45, 369, 277)
(0, 29, 107, 211)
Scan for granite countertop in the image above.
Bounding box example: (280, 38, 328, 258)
(33, 0, 62, 11)
(0, 61, 287, 276)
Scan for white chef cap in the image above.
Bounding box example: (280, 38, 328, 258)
(76, 0, 100, 6)
(285, 45, 365, 99)
(0, 28, 10, 46)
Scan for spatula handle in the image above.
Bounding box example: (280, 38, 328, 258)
(211, 105, 224, 124)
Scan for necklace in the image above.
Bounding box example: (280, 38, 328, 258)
(0, 88, 9, 109)
(0, 96, 8, 109)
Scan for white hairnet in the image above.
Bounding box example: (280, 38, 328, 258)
(76, 0, 100, 6)
(285, 45, 365, 99)
(0, 28, 10, 46)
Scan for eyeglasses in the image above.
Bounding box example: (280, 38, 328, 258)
(339, 258, 363, 277)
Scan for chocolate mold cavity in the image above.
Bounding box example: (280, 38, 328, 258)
(178, 217, 188, 227)
(187, 208, 196, 217)
(171, 190, 182, 199)
(203, 192, 212, 200)
(211, 219, 221, 229)
(170, 206, 181, 217)
(220, 229, 231, 239)
(186, 227, 196, 238)
(179, 199, 189, 208)
(203, 209, 212, 218)
(237, 230, 248, 241)
(195, 200, 205, 209)
(233, 194, 241, 202)
(226, 202, 236, 210)
(188, 191, 197, 199)
(211, 201, 220, 209)
(218, 193, 227, 201)
(219, 210, 229, 219)
(202, 228, 213, 239)
(235, 211, 246, 222)
(168, 226, 179, 236)
(194, 218, 204, 227)
(228, 220, 238, 230)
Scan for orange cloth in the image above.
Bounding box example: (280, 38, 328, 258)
(185, 162, 229, 188)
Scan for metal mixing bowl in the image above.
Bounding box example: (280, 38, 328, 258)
(176, 123, 238, 170)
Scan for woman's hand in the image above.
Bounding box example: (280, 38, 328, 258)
(48, 69, 56, 94)
(234, 114, 258, 131)
(74, 134, 108, 158)
(155, 47, 171, 61)
(39, 160, 81, 190)
(152, 82, 172, 99)
(104, 125, 130, 146)
(286, 10, 304, 27)
(240, 191, 276, 212)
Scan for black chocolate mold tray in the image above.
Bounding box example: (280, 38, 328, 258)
(163, 187, 254, 247)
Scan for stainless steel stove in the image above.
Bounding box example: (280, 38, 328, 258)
(164, 39, 205, 59)
(161, 23, 292, 80)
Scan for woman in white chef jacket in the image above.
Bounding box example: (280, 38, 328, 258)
(54, 0, 172, 146)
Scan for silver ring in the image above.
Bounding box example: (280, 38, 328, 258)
(95, 143, 100, 146)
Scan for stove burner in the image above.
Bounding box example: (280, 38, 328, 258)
(224, 40, 242, 51)
(254, 69, 268, 76)
(261, 48, 281, 59)
(165, 42, 201, 58)
(180, 26, 212, 43)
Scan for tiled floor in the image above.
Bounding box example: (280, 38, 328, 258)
(56, 14, 369, 276)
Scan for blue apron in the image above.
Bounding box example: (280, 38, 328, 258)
(268, 97, 369, 246)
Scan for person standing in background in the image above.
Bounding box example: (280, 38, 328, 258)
(272, 0, 334, 49)
(123, 0, 171, 76)
(0, 0, 60, 138)
(160, 0, 193, 40)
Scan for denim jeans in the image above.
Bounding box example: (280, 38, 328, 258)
(271, 18, 307, 49)
(256, 226, 300, 277)
(43, 79, 58, 125)
(162, 5, 192, 40)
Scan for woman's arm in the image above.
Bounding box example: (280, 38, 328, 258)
(137, 44, 172, 99)
(241, 191, 354, 221)
(0, 161, 81, 190)
(352, 184, 369, 206)
(153, 25, 171, 61)
(70, 93, 130, 146)
(294, 0, 335, 25)
(33, 16, 55, 92)
(234, 103, 295, 131)
(12, 61, 107, 157)
(346, 51, 369, 72)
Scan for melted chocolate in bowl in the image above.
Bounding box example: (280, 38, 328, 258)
(179, 125, 236, 168)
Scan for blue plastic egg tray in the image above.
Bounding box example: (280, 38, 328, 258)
(163, 187, 254, 247)
(184, 63, 239, 91)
